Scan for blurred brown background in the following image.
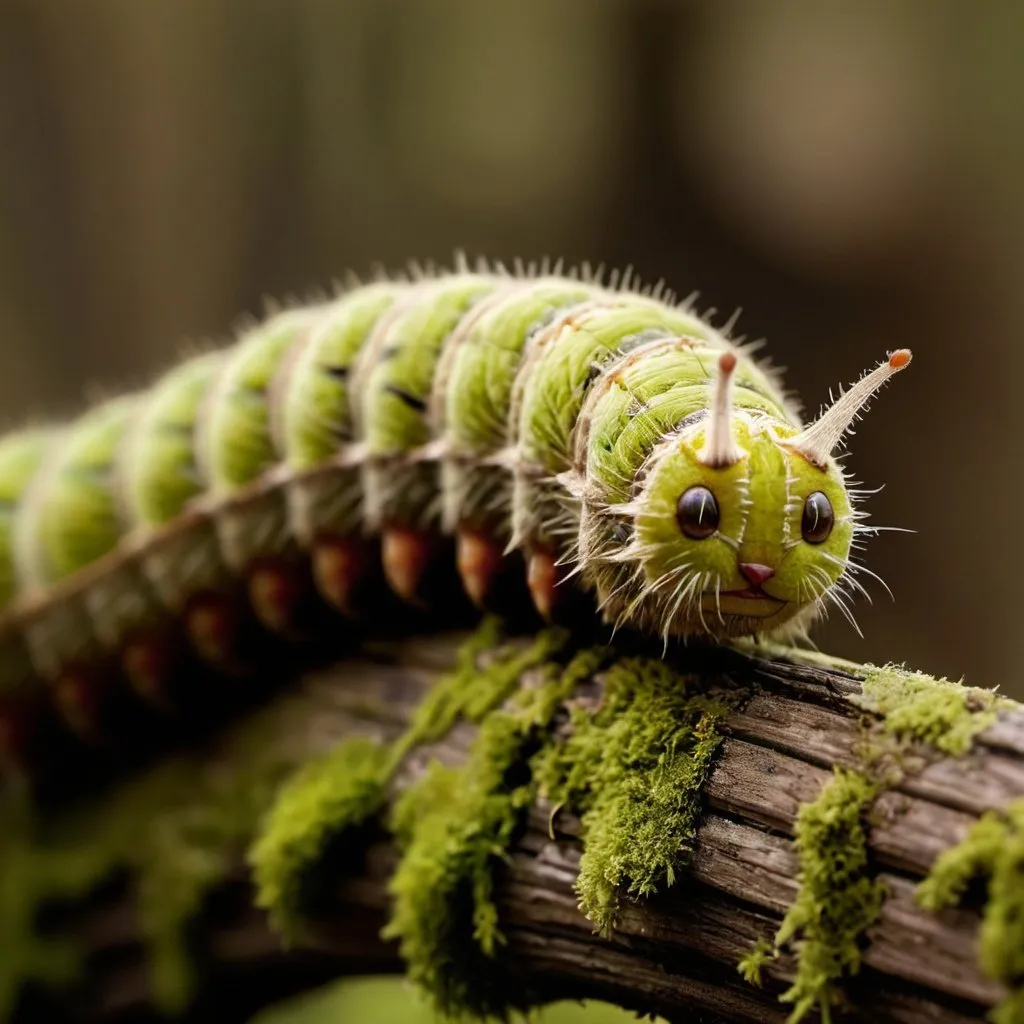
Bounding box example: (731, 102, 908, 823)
(0, 0, 1019, 690)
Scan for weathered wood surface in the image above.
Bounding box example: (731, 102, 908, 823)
(22, 631, 1024, 1024)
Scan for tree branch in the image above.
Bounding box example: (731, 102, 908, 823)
(15, 631, 1024, 1024)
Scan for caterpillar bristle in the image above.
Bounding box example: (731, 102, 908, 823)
(230, 309, 262, 339)
(337, 270, 361, 293)
(303, 284, 331, 307)
(722, 308, 743, 337)
(261, 294, 284, 318)
(406, 258, 430, 281)
(680, 288, 700, 312)
(81, 381, 118, 408)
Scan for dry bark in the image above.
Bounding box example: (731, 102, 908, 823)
(22, 630, 1024, 1024)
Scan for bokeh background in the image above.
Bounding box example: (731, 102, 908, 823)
(0, 0, 1020, 689)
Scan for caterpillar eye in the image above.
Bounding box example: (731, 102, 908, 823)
(801, 491, 834, 544)
(676, 486, 720, 540)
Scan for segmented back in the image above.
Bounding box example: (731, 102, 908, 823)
(0, 257, 912, 767)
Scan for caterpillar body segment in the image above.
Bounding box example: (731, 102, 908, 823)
(0, 259, 913, 764)
(277, 284, 399, 545)
(119, 351, 230, 611)
(356, 274, 501, 601)
(437, 280, 596, 530)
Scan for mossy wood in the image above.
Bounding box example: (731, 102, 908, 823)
(3, 628, 1023, 1024)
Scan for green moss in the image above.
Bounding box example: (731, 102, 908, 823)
(393, 618, 569, 766)
(534, 658, 728, 933)
(248, 620, 566, 948)
(83, 722, 302, 1012)
(733, 648, 1018, 1019)
(748, 768, 886, 1024)
(0, 620, 565, 1020)
(737, 936, 774, 988)
(6, 624, 716, 1022)
(249, 738, 391, 941)
(854, 664, 1010, 758)
(381, 647, 732, 1017)
(383, 647, 612, 1019)
(917, 800, 1024, 1023)
(994, 993, 1024, 1024)
(0, 687, 327, 1018)
(1, 627, 731, 1022)
(0, 792, 111, 1020)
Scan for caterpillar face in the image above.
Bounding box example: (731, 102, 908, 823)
(631, 417, 854, 638)
(0, 257, 913, 766)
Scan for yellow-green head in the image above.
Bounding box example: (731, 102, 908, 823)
(605, 349, 912, 641)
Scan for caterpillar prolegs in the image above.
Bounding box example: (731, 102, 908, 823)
(0, 257, 911, 768)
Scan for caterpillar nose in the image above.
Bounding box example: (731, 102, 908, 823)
(739, 562, 775, 587)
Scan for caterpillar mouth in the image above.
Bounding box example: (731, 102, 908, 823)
(721, 587, 779, 601)
(702, 590, 787, 618)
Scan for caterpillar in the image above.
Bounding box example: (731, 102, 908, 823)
(0, 256, 911, 769)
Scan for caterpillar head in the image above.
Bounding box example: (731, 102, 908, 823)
(625, 349, 912, 640)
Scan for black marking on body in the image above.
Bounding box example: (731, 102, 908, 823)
(384, 385, 428, 413)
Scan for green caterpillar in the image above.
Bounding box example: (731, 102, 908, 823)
(0, 257, 910, 760)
